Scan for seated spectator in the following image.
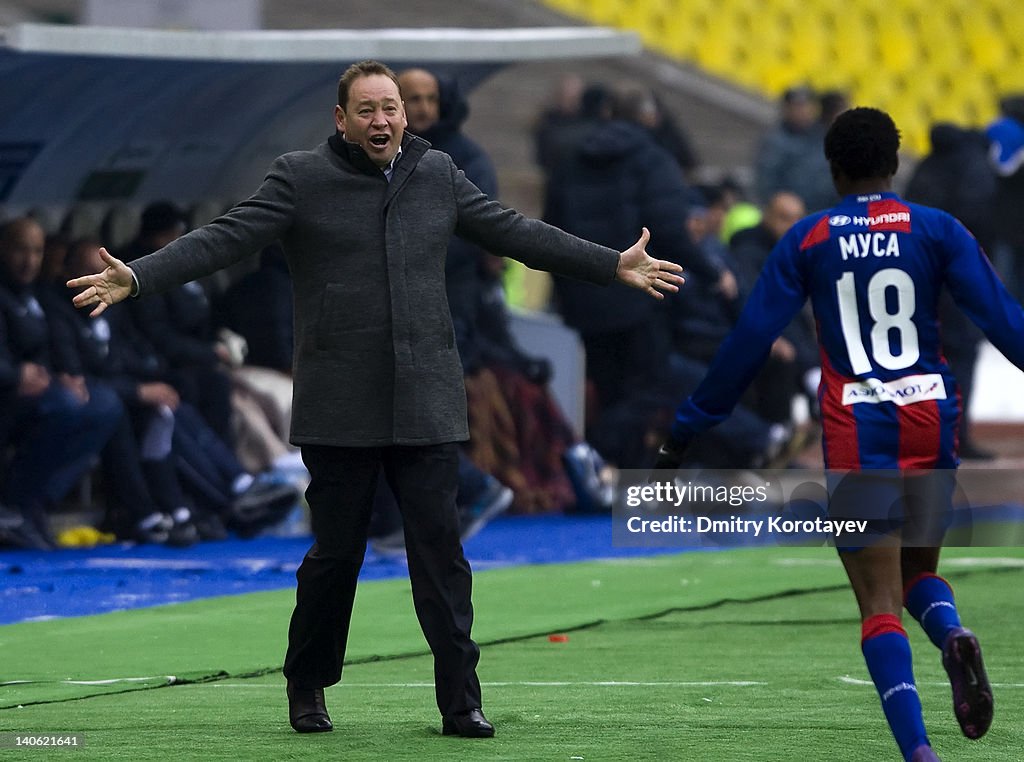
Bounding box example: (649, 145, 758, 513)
(0, 218, 121, 550)
(665, 187, 793, 467)
(215, 243, 302, 474)
(726, 192, 819, 425)
(464, 254, 613, 513)
(120, 202, 235, 444)
(42, 237, 200, 545)
(61, 238, 300, 541)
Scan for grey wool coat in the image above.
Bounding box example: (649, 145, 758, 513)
(130, 133, 620, 447)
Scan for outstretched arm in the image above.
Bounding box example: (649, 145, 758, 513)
(615, 227, 686, 298)
(654, 228, 809, 469)
(66, 248, 134, 317)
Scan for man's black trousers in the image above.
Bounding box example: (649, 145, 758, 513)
(283, 442, 482, 717)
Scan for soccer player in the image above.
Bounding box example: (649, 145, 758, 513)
(655, 108, 1024, 761)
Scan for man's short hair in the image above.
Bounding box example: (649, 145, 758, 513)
(337, 60, 401, 110)
(824, 107, 901, 181)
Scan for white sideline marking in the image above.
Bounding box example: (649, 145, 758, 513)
(941, 557, 1024, 569)
(0, 676, 176, 686)
(207, 680, 766, 689)
(839, 676, 1024, 688)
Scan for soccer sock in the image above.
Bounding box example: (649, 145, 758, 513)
(861, 614, 930, 761)
(904, 572, 962, 649)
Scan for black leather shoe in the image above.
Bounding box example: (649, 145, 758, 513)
(441, 708, 494, 738)
(287, 681, 333, 733)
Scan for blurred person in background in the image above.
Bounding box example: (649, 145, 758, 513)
(544, 86, 725, 421)
(43, 238, 200, 546)
(728, 191, 819, 426)
(755, 85, 837, 213)
(905, 122, 999, 459)
(666, 185, 792, 468)
(986, 94, 1024, 301)
(55, 238, 298, 543)
(121, 202, 235, 445)
(818, 89, 851, 127)
(0, 218, 122, 549)
(616, 86, 699, 176)
(533, 73, 585, 179)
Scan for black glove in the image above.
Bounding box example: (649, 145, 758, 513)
(651, 432, 694, 472)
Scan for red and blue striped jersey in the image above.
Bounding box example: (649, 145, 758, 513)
(672, 191, 1024, 469)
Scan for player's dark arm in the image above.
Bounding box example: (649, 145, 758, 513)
(661, 230, 809, 464)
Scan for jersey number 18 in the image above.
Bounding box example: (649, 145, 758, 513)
(836, 268, 920, 374)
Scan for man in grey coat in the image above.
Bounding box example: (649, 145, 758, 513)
(69, 60, 684, 740)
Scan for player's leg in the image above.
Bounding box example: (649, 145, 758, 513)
(901, 547, 957, 649)
(840, 544, 933, 761)
(901, 472, 993, 740)
(900, 474, 956, 642)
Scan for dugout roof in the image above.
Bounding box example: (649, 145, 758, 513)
(0, 23, 640, 209)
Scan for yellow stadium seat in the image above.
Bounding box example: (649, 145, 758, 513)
(579, 0, 623, 25)
(992, 66, 1024, 94)
(786, 14, 832, 72)
(694, 22, 744, 75)
(828, 12, 875, 72)
(963, 20, 1012, 71)
(876, 15, 921, 75)
(756, 60, 805, 96)
(535, 0, 1022, 154)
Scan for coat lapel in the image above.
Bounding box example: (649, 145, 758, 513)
(383, 135, 430, 209)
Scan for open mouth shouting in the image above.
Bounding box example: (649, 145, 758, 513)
(368, 134, 391, 150)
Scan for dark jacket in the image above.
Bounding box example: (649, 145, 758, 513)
(416, 76, 499, 371)
(905, 123, 997, 251)
(728, 224, 818, 373)
(0, 280, 51, 392)
(545, 120, 718, 335)
(754, 121, 836, 213)
(216, 245, 294, 374)
(39, 293, 169, 405)
(670, 235, 741, 362)
(122, 239, 222, 369)
(0, 279, 58, 447)
(129, 133, 619, 447)
(905, 123, 998, 351)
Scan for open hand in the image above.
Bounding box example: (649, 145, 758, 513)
(615, 228, 685, 299)
(66, 248, 133, 317)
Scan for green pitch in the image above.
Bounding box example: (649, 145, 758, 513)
(2, 546, 1022, 760)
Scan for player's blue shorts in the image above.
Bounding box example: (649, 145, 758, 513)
(819, 364, 961, 472)
(827, 470, 957, 552)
